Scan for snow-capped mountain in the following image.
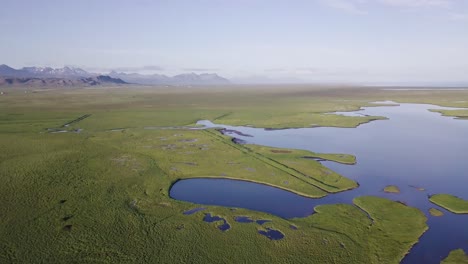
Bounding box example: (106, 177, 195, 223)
(0, 64, 231, 86)
(21, 66, 92, 78)
(0, 65, 93, 78)
(109, 71, 230, 85)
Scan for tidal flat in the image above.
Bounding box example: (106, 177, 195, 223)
(1, 85, 468, 263)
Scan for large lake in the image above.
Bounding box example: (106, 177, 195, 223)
(170, 102, 468, 263)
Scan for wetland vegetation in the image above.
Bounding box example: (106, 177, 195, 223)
(1, 85, 468, 263)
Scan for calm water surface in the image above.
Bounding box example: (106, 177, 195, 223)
(170, 103, 468, 263)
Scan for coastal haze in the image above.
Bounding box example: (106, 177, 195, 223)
(1, 1, 468, 264)
(1, 0, 468, 85)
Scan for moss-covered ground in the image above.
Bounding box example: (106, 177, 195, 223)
(2, 85, 465, 263)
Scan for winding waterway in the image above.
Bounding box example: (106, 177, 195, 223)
(170, 102, 468, 263)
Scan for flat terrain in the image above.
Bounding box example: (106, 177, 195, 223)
(1, 85, 467, 263)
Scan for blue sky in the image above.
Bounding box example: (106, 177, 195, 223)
(1, 0, 467, 83)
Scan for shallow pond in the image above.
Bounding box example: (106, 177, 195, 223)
(171, 103, 468, 263)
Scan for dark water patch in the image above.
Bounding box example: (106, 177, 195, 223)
(218, 222, 231, 231)
(289, 225, 298, 230)
(234, 216, 254, 223)
(258, 228, 284, 240)
(62, 114, 91, 127)
(302, 156, 327, 162)
(219, 128, 253, 137)
(203, 213, 224, 223)
(232, 138, 247, 144)
(203, 213, 231, 231)
(183, 207, 206, 215)
(59, 199, 67, 204)
(256, 220, 272, 225)
(62, 215, 73, 221)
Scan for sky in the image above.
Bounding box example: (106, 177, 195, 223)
(1, 0, 468, 84)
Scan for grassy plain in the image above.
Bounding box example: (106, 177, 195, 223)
(429, 194, 468, 214)
(1, 85, 466, 263)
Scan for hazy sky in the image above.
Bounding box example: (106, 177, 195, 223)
(1, 0, 468, 83)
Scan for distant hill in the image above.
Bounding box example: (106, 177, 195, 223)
(0, 75, 128, 87)
(109, 71, 230, 85)
(0, 64, 231, 86)
(108, 71, 171, 85)
(0, 64, 92, 78)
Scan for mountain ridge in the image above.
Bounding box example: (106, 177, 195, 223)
(0, 64, 230, 86)
(0, 75, 128, 87)
(108, 71, 229, 85)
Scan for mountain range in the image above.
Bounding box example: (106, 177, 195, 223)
(0, 64, 230, 86)
(108, 71, 229, 85)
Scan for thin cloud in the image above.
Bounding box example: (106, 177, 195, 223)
(449, 13, 468, 21)
(182, 68, 219, 72)
(113, 65, 164, 72)
(84, 65, 165, 73)
(295, 67, 321, 73)
(319, 0, 367, 15)
(264, 68, 288, 72)
(377, 0, 452, 8)
(320, 0, 454, 14)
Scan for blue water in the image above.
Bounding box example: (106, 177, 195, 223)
(234, 216, 255, 223)
(258, 228, 285, 240)
(203, 213, 231, 231)
(170, 103, 468, 263)
(183, 207, 206, 215)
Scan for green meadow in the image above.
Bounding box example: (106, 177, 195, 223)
(2, 85, 468, 263)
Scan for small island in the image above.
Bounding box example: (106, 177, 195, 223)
(441, 249, 468, 264)
(429, 208, 444, 217)
(429, 194, 468, 214)
(384, 185, 400, 193)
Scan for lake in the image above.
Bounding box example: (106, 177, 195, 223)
(170, 102, 468, 263)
